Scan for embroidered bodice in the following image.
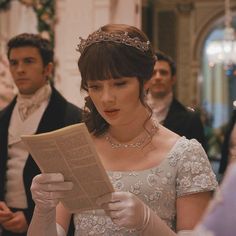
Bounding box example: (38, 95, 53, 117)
(74, 137, 218, 236)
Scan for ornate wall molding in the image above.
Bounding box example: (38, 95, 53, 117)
(176, 2, 194, 15)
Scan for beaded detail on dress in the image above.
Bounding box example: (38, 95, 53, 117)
(74, 137, 218, 236)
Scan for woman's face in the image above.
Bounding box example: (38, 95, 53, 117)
(87, 77, 144, 127)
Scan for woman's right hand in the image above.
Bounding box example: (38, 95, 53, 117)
(31, 173, 73, 214)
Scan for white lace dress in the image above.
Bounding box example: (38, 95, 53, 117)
(74, 137, 218, 236)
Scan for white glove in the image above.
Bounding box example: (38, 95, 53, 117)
(177, 230, 196, 236)
(96, 191, 176, 236)
(96, 191, 150, 231)
(31, 173, 73, 214)
(27, 173, 73, 236)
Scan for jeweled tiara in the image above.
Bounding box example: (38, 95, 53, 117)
(77, 28, 150, 54)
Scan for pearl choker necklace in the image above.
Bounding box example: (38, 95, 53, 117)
(105, 120, 158, 149)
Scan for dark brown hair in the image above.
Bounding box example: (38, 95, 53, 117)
(156, 51, 176, 76)
(7, 33, 53, 66)
(78, 24, 155, 136)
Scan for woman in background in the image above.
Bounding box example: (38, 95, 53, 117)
(178, 162, 236, 236)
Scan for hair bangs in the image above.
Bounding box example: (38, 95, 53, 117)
(79, 42, 144, 91)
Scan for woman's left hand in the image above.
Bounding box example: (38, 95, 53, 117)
(96, 191, 148, 230)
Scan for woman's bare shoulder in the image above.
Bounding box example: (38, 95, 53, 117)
(154, 124, 180, 146)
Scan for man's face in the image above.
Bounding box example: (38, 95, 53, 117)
(8, 46, 52, 95)
(147, 60, 176, 99)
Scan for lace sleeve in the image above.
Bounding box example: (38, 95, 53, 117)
(176, 139, 218, 197)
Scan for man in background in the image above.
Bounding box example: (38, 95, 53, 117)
(0, 33, 82, 236)
(146, 51, 207, 150)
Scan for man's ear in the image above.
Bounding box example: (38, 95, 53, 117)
(144, 81, 150, 90)
(172, 75, 177, 85)
(43, 62, 53, 78)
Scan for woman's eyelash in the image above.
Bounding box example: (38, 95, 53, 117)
(88, 85, 99, 90)
(115, 82, 126, 86)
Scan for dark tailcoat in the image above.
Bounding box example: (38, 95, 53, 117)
(219, 110, 236, 175)
(163, 98, 207, 150)
(0, 87, 82, 236)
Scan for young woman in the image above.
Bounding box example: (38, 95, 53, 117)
(27, 24, 217, 236)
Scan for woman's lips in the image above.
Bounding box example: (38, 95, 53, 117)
(104, 109, 119, 118)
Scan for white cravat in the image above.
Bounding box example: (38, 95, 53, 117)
(147, 92, 173, 124)
(17, 83, 51, 121)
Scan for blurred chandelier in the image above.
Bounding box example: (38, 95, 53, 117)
(206, 0, 236, 67)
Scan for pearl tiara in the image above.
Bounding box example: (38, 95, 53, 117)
(77, 28, 150, 54)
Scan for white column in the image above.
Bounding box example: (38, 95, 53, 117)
(110, 0, 141, 28)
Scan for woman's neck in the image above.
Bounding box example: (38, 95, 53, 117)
(107, 109, 152, 143)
